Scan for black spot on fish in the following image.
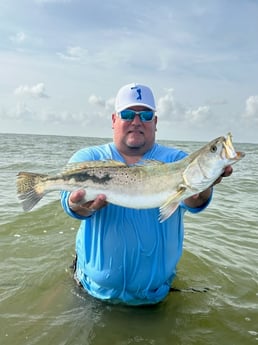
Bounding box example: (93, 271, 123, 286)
(64, 171, 112, 184)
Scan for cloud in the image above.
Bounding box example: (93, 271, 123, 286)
(57, 46, 88, 61)
(88, 94, 115, 113)
(2, 102, 36, 121)
(185, 105, 211, 123)
(9, 31, 27, 44)
(88, 94, 105, 107)
(38, 109, 88, 124)
(157, 88, 211, 125)
(0, 102, 88, 125)
(14, 83, 49, 99)
(157, 88, 185, 121)
(242, 95, 258, 121)
(15, 102, 34, 120)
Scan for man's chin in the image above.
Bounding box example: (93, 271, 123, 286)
(125, 132, 145, 148)
(126, 139, 145, 149)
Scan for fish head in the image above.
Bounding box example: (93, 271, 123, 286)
(199, 133, 245, 175)
(221, 132, 245, 162)
(183, 133, 245, 190)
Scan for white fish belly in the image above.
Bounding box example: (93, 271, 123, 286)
(84, 187, 171, 209)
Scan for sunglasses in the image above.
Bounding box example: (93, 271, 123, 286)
(117, 109, 155, 122)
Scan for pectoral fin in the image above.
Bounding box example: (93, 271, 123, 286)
(159, 187, 186, 222)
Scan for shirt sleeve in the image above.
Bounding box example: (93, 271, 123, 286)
(60, 190, 90, 220)
(60, 147, 98, 220)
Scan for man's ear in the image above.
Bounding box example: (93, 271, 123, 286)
(111, 113, 116, 128)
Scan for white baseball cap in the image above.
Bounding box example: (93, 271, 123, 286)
(115, 83, 156, 112)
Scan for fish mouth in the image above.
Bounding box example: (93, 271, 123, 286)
(223, 133, 245, 161)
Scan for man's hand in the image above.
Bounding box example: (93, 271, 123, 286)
(185, 165, 233, 208)
(68, 189, 107, 217)
(212, 165, 233, 187)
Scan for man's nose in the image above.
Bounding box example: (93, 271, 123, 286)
(131, 114, 142, 125)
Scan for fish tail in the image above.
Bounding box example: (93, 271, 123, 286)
(16, 172, 48, 211)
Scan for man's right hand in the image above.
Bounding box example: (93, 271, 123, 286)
(68, 189, 107, 217)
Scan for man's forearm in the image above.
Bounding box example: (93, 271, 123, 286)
(184, 187, 213, 208)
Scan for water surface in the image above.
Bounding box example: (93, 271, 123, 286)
(0, 133, 257, 345)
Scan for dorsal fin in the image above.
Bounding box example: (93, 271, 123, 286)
(62, 160, 127, 174)
(133, 159, 164, 166)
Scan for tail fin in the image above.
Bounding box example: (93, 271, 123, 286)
(16, 172, 48, 211)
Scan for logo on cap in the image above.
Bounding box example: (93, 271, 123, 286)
(131, 86, 142, 100)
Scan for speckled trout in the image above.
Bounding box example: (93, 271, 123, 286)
(16, 133, 244, 222)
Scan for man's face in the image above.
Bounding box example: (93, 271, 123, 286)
(112, 106, 157, 155)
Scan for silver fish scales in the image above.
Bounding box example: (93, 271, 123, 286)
(16, 133, 245, 222)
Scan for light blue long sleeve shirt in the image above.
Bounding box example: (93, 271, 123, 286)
(61, 143, 212, 305)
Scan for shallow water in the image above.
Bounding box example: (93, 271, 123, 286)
(0, 133, 257, 345)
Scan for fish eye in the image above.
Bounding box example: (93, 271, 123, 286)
(210, 145, 217, 153)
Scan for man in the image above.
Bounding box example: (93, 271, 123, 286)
(61, 83, 232, 305)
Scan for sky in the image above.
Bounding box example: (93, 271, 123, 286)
(0, 0, 258, 143)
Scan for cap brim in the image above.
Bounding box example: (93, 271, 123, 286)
(116, 103, 156, 112)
